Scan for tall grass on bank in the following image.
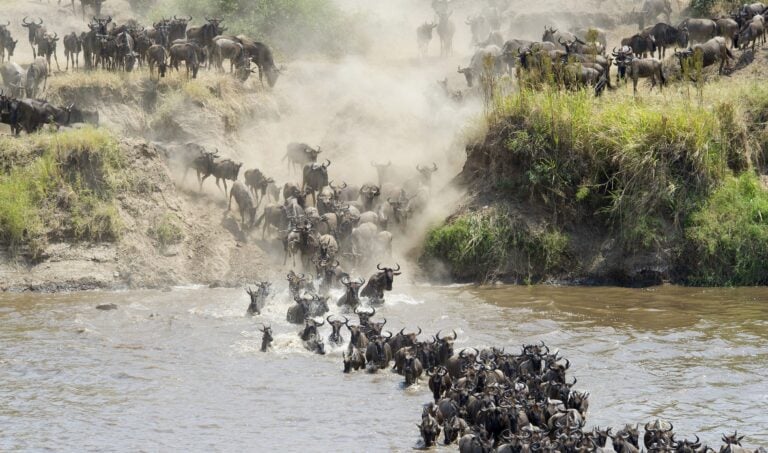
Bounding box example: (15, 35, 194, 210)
(425, 79, 768, 284)
(484, 81, 768, 247)
(684, 173, 768, 286)
(423, 207, 570, 282)
(0, 127, 123, 257)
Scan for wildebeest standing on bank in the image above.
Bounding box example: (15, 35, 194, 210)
(675, 36, 734, 75)
(169, 42, 200, 78)
(417, 22, 437, 58)
(37, 32, 60, 73)
(283, 142, 321, 173)
(147, 44, 168, 80)
(20, 17, 45, 59)
(437, 11, 455, 57)
(26, 58, 48, 98)
(239, 38, 280, 87)
(212, 158, 243, 197)
(63, 32, 82, 70)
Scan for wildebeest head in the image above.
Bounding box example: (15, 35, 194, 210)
(326, 315, 348, 345)
(419, 412, 441, 447)
(21, 17, 44, 43)
(3, 36, 18, 58)
(542, 25, 558, 43)
(354, 305, 375, 325)
(301, 316, 325, 341)
(376, 263, 401, 291)
(397, 327, 421, 348)
(457, 64, 474, 87)
(359, 184, 381, 207)
(721, 431, 744, 448)
(286, 270, 308, 298)
(259, 324, 273, 352)
(367, 317, 387, 337)
(435, 329, 457, 362)
(341, 275, 365, 300)
(416, 162, 438, 186)
(644, 420, 674, 449)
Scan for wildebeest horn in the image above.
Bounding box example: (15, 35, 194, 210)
(323, 159, 331, 168)
(394, 263, 401, 271)
(370, 307, 376, 316)
(432, 162, 438, 171)
(384, 330, 392, 339)
(667, 423, 673, 432)
(341, 276, 350, 285)
(564, 358, 570, 369)
(436, 330, 443, 340)
(381, 318, 386, 326)
(22, 16, 30, 25)
(416, 327, 422, 335)
(37, 17, 44, 24)
(376, 263, 384, 270)
(317, 318, 325, 326)
(326, 315, 334, 324)
(399, 327, 405, 336)
(451, 329, 457, 340)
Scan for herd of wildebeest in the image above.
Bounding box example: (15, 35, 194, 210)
(0, 11, 280, 134)
(427, 0, 768, 96)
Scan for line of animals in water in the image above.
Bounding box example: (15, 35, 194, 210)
(239, 267, 765, 452)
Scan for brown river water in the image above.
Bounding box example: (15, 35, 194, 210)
(1, 284, 767, 451)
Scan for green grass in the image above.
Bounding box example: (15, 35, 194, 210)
(0, 127, 123, 257)
(423, 208, 570, 282)
(684, 173, 768, 286)
(148, 213, 185, 252)
(424, 78, 768, 284)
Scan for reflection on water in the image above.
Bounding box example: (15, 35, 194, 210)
(1, 285, 766, 451)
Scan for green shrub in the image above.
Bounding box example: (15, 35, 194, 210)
(684, 173, 768, 285)
(148, 213, 185, 251)
(423, 208, 570, 281)
(0, 127, 124, 256)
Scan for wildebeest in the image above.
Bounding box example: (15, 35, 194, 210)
(420, 409, 441, 447)
(365, 331, 393, 371)
(650, 23, 689, 58)
(183, 145, 218, 191)
(675, 37, 734, 75)
(404, 355, 424, 386)
(443, 415, 469, 445)
(286, 293, 329, 324)
(458, 432, 494, 453)
(360, 263, 401, 303)
(212, 36, 246, 72)
(0, 62, 25, 97)
(466, 15, 490, 46)
(326, 315, 348, 346)
(621, 32, 657, 58)
(457, 45, 504, 87)
(169, 16, 192, 42)
(735, 20, 765, 51)
(238, 38, 280, 87)
(228, 181, 257, 229)
(300, 317, 326, 355)
(542, 26, 577, 50)
(613, 54, 666, 94)
(679, 18, 718, 44)
(63, 32, 82, 70)
(283, 143, 321, 173)
(25, 58, 48, 98)
(1, 26, 18, 63)
(186, 17, 225, 62)
(259, 324, 273, 352)
(212, 158, 243, 197)
(302, 160, 331, 205)
(343, 346, 366, 372)
(716, 18, 740, 48)
(417, 21, 438, 58)
(146, 44, 168, 80)
(21, 17, 45, 59)
(36, 32, 60, 74)
(169, 42, 200, 78)
(337, 276, 365, 310)
(346, 321, 369, 353)
(243, 168, 275, 208)
(436, 10, 455, 56)
(245, 282, 271, 316)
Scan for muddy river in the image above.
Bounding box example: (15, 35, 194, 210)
(1, 285, 766, 451)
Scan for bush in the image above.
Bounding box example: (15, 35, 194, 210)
(148, 213, 185, 251)
(684, 173, 768, 285)
(0, 127, 124, 256)
(423, 208, 570, 282)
